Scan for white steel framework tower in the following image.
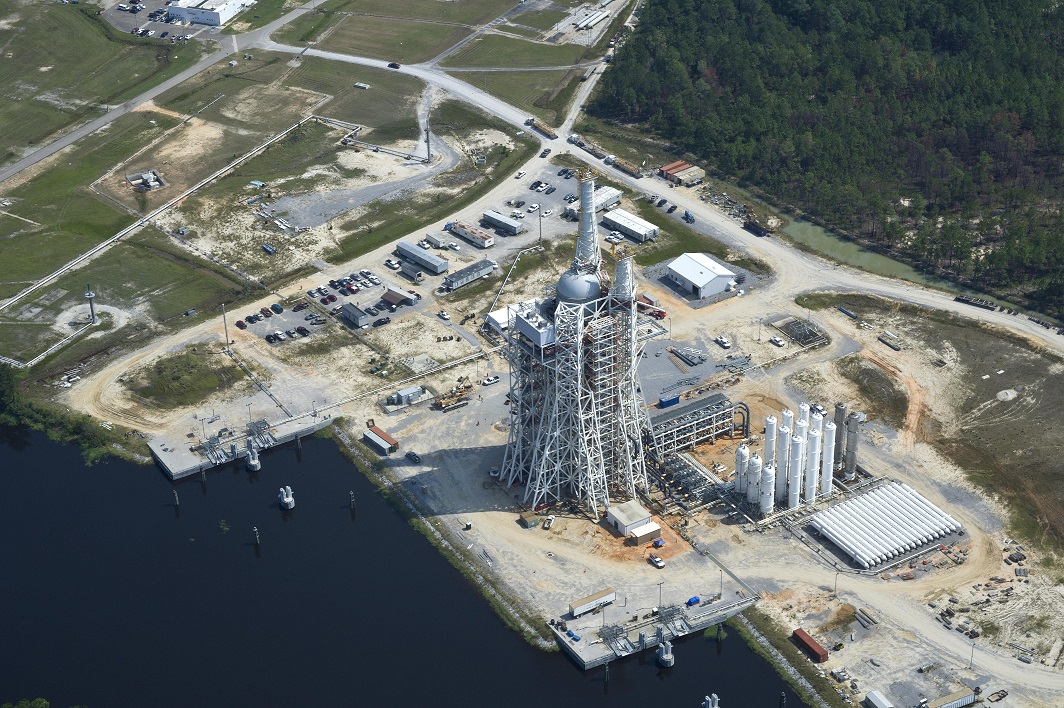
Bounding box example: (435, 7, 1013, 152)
(501, 169, 648, 518)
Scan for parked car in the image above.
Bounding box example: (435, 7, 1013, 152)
(274, 330, 286, 341)
(294, 302, 308, 311)
(527, 204, 539, 213)
(387, 62, 401, 69)
(667, 205, 678, 213)
(542, 209, 553, 216)
(373, 317, 391, 327)
(515, 200, 525, 208)
(305, 313, 317, 321)
(265, 333, 276, 343)
(543, 514, 555, 530)
(657, 198, 667, 207)
(235, 320, 246, 330)
(714, 335, 732, 349)
(769, 336, 786, 347)
(530, 180, 541, 189)
(438, 310, 450, 320)
(327, 294, 337, 302)
(366, 306, 379, 316)
(545, 186, 556, 194)
(320, 297, 330, 305)
(271, 303, 283, 313)
(540, 148, 551, 157)
(648, 554, 665, 569)
(405, 451, 422, 463)
(481, 375, 500, 385)
(557, 168, 568, 176)
(448, 242, 460, 251)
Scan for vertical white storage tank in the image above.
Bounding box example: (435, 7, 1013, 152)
(764, 415, 777, 468)
(820, 421, 836, 496)
(810, 411, 824, 441)
(787, 435, 804, 509)
(798, 402, 810, 429)
(746, 454, 763, 505)
(781, 408, 794, 433)
(833, 402, 847, 456)
(804, 428, 821, 503)
(775, 425, 791, 503)
(735, 445, 750, 494)
(759, 464, 775, 515)
(795, 417, 809, 446)
(844, 412, 860, 480)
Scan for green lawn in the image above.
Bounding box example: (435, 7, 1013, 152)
(499, 25, 540, 39)
(512, 8, 568, 31)
(347, 0, 517, 24)
(129, 349, 247, 408)
(315, 15, 472, 63)
(0, 5, 201, 166)
(457, 69, 578, 124)
(283, 58, 425, 132)
(223, 0, 291, 32)
(441, 34, 590, 68)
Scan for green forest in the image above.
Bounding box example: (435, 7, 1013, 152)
(591, 0, 1064, 316)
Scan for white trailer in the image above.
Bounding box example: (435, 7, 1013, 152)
(569, 587, 616, 617)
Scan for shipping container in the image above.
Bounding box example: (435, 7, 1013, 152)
(792, 627, 829, 662)
(569, 588, 616, 617)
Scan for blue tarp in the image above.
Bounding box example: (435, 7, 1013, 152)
(686, 596, 700, 607)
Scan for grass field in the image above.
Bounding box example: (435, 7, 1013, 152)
(512, 8, 568, 31)
(0, 5, 202, 166)
(283, 57, 425, 133)
(458, 69, 577, 124)
(315, 0, 516, 24)
(498, 25, 540, 39)
(315, 15, 472, 63)
(441, 34, 590, 68)
(129, 349, 246, 408)
(222, 0, 291, 33)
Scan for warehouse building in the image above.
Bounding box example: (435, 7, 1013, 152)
(443, 259, 494, 291)
(659, 160, 705, 186)
(480, 211, 524, 236)
(340, 303, 371, 328)
(396, 241, 449, 274)
(562, 185, 622, 218)
(601, 208, 658, 242)
(666, 253, 736, 298)
(167, 0, 249, 26)
(381, 286, 416, 307)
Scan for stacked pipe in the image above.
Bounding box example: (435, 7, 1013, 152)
(808, 482, 961, 569)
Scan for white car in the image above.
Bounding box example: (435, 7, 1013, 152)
(542, 209, 553, 216)
(605, 234, 623, 244)
(368, 276, 381, 284)
(438, 310, 450, 320)
(715, 335, 732, 349)
(648, 554, 665, 569)
(535, 183, 548, 192)
(769, 336, 786, 347)
(448, 242, 460, 251)
(543, 514, 555, 530)
(527, 204, 539, 213)
(481, 375, 500, 386)
(516, 170, 526, 178)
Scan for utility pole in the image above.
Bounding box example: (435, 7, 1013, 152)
(221, 303, 231, 350)
(657, 581, 664, 608)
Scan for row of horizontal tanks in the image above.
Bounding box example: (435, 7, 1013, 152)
(735, 403, 862, 516)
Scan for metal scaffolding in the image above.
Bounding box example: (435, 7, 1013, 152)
(501, 170, 648, 518)
(648, 394, 750, 455)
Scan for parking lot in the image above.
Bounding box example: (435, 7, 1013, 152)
(101, 0, 201, 41)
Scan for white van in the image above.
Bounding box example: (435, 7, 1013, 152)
(117, 3, 129, 9)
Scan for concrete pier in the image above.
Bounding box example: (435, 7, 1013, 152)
(552, 596, 757, 669)
(148, 417, 331, 480)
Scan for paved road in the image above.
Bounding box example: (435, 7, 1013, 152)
(0, 0, 328, 186)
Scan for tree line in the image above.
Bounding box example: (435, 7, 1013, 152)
(591, 0, 1064, 316)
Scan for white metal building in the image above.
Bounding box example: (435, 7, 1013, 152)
(443, 259, 494, 291)
(666, 253, 735, 298)
(167, 0, 249, 26)
(864, 690, 894, 708)
(481, 211, 524, 236)
(562, 186, 622, 218)
(606, 499, 651, 535)
(451, 220, 497, 247)
(601, 208, 658, 242)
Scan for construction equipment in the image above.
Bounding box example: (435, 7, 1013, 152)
(434, 376, 474, 411)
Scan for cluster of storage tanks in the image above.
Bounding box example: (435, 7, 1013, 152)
(809, 482, 962, 569)
(733, 402, 864, 516)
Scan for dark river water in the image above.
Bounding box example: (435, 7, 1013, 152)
(1, 427, 805, 707)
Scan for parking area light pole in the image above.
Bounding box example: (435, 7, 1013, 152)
(657, 581, 664, 608)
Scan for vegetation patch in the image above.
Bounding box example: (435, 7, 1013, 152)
(315, 15, 473, 64)
(834, 355, 909, 428)
(129, 349, 246, 408)
(592, 0, 1064, 318)
(441, 34, 590, 68)
(457, 69, 577, 125)
(512, 8, 568, 31)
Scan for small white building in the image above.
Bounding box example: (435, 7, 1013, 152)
(562, 186, 622, 218)
(600, 208, 658, 242)
(666, 253, 736, 298)
(167, 0, 250, 26)
(606, 499, 651, 536)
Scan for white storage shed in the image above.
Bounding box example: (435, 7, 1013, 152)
(666, 253, 736, 298)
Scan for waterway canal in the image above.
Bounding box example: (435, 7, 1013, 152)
(1, 428, 806, 707)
